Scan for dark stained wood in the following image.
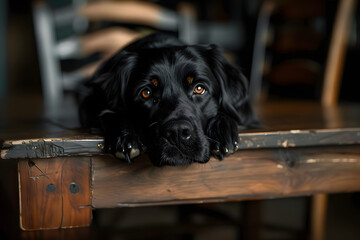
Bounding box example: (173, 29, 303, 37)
(239, 128, 360, 148)
(18, 157, 92, 230)
(254, 101, 360, 130)
(2, 138, 103, 159)
(2, 128, 360, 159)
(20, 228, 91, 240)
(18, 159, 63, 230)
(91, 145, 360, 208)
(2, 100, 359, 231)
(2, 101, 360, 160)
(60, 157, 92, 228)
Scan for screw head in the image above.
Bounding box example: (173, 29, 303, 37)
(69, 182, 80, 194)
(46, 183, 56, 193)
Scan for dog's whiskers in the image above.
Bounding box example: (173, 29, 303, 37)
(148, 121, 159, 128)
(206, 136, 220, 145)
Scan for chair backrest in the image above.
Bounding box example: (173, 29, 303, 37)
(0, 0, 7, 101)
(33, 1, 183, 118)
(249, 0, 356, 106)
(33, 1, 89, 117)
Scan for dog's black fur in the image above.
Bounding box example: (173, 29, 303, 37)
(79, 33, 256, 166)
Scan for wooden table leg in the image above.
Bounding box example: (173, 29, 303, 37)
(241, 200, 261, 240)
(18, 157, 92, 230)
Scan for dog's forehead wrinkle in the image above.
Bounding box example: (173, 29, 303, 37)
(160, 99, 202, 125)
(146, 48, 198, 75)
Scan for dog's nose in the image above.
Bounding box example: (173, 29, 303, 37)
(163, 120, 193, 143)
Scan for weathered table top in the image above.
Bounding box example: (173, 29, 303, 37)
(1, 100, 360, 159)
(2, 100, 360, 231)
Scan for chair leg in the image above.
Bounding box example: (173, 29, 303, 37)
(321, 0, 356, 106)
(310, 193, 328, 240)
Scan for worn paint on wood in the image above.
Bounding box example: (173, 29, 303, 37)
(238, 128, 360, 148)
(91, 146, 360, 208)
(18, 157, 92, 230)
(2, 128, 360, 160)
(1, 138, 103, 159)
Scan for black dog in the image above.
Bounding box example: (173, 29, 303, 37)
(79, 33, 256, 166)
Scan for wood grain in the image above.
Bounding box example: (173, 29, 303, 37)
(2, 138, 103, 159)
(3, 100, 360, 231)
(18, 157, 92, 230)
(92, 145, 360, 208)
(2, 128, 360, 159)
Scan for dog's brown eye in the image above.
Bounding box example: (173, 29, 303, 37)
(194, 85, 206, 95)
(141, 89, 152, 99)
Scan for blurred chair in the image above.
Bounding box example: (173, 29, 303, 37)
(33, 0, 246, 118)
(33, 1, 89, 117)
(33, 0, 179, 117)
(249, 0, 328, 101)
(249, 0, 356, 105)
(0, 0, 7, 101)
(249, 0, 356, 240)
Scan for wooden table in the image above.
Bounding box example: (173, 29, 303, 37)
(1, 100, 360, 232)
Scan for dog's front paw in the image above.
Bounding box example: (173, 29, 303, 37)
(99, 110, 145, 163)
(104, 131, 145, 163)
(207, 115, 239, 160)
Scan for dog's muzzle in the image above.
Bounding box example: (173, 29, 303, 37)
(161, 119, 193, 146)
(145, 118, 209, 166)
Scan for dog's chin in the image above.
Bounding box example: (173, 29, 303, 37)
(148, 139, 210, 167)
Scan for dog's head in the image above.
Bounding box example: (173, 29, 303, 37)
(80, 36, 256, 166)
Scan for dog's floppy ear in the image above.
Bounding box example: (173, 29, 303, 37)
(78, 50, 137, 129)
(202, 44, 257, 129)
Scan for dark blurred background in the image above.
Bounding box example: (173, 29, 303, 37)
(2, 0, 360, 120)
(1, 0, 360, 239)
